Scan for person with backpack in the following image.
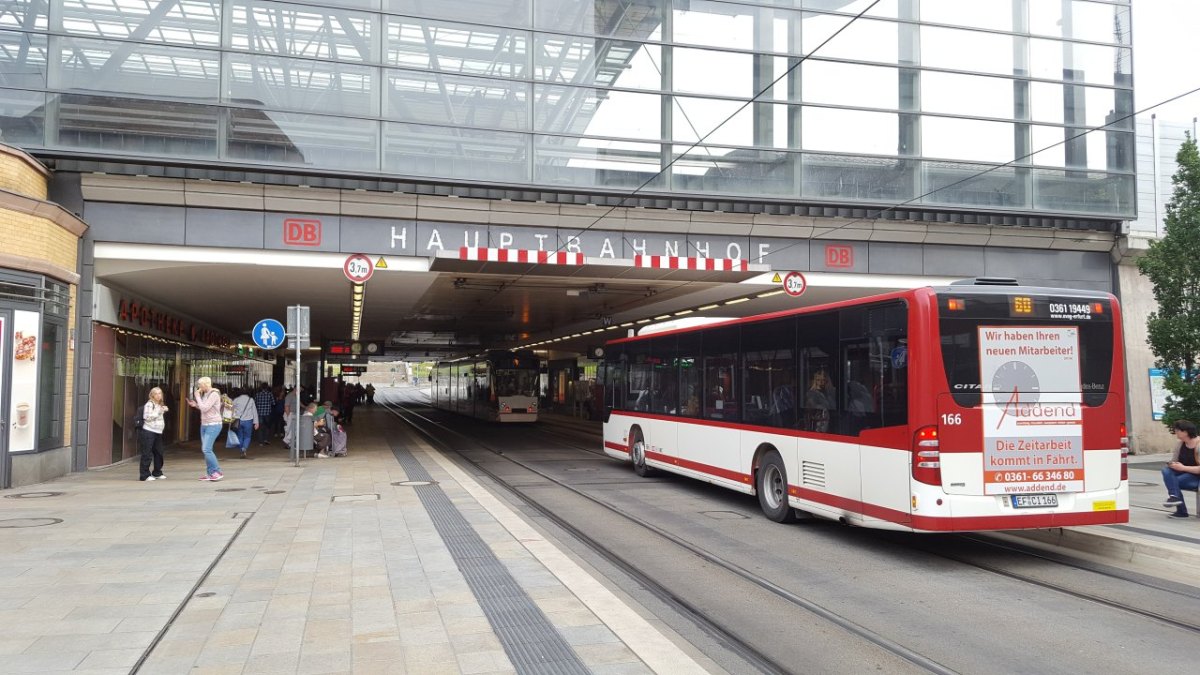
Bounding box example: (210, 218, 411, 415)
(137, 387, 168, 481)
(186, 377, 224, 481)
(231, 388, 259, 460)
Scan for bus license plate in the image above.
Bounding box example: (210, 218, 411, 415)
(1011, 494, 1058, 509)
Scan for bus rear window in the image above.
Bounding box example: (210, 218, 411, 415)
(938, 294, 1113, 407)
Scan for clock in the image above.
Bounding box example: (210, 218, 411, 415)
(351, 342, 362, 355)
(991, 360, 1040, 403)
(366, 342, 379, 355)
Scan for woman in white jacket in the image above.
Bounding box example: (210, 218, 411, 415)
(139, 387, 168, 481)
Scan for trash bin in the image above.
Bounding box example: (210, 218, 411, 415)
(297, 414, 314, 456)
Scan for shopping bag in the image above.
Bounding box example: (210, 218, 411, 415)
(225, 427, 241, 448)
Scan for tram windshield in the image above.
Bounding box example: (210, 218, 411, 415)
(494, 369, 539, 397)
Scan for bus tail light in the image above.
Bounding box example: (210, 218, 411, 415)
(913, 426, 941, 486)
(1120, 422, 1129, 481)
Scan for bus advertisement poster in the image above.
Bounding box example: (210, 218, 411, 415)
(978, 326, 1085, 495)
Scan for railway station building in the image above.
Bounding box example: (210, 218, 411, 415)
(0, 0, 1147, 487)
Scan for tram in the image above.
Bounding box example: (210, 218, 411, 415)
(600, 278, 1129, 532)
(431, 350, 541, 422)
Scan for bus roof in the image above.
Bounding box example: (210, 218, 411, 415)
(607, 282, 1117, 346)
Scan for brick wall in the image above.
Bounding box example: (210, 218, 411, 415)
(0, 146, 49, 200)
(0, 146, 83, 483)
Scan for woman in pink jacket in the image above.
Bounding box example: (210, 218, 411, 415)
(186, 377, 224, 481)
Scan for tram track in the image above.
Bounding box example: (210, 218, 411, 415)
(908, 540, 1200, 636)
(378, 392, 958, 675)
(529, 411, 1200, 627)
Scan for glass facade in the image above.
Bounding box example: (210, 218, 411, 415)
(0, 0, 1134, 216)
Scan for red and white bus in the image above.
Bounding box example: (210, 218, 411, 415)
(600, 278, 1128, 532)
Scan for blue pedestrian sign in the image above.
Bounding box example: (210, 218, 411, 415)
(252, 318, 286, 350)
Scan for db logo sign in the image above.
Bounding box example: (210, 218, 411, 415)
(825, 244, 854, 268)
(284, 218, 322, 246)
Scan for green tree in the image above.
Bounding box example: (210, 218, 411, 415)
(1138, 132, 1200, 427)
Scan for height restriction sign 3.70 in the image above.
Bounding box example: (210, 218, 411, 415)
(343, 254, 374, 283)
(783, 271, 807, 297)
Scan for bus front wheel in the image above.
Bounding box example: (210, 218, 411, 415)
(757, 451, 797, 523)
(631, 432, 655, 477)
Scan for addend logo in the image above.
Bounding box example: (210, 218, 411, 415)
(284, 218, 322, 246)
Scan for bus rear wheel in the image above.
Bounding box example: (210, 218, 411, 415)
(631, 433, 655, 477)
(757, 451, 796, 523)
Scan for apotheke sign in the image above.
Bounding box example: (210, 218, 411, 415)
(94, 284, 235, 348)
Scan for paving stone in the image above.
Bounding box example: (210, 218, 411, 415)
(560, 623, 623, 646)
(456, 649, 515, 674)
(296, 649, 353, 675)
(2, 651, 89, 672)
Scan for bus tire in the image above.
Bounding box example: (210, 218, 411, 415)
(630, 431, 655, 477)
(757, 451, 796, 523)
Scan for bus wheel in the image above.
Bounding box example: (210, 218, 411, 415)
(631, 433, 655, 477)
(757, 451, 796, 523)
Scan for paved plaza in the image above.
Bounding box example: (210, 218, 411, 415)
(0, 410, 713, 675)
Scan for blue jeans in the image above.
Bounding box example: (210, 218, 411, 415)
(238, 419, 254, 453)
(200, 423, 222, 475)
(1162, 466, 1200, 515)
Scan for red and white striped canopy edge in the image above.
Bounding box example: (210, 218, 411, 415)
(634, 254, 749, 271)
(458, 247, 584, 266)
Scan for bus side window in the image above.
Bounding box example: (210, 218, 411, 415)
(650, 336, 678, 415)
(839, 302, 908, 434)
(627, 339, 652, 412)
(798, 312, 838, 433)
(702, 326, 739, 423)
(741, 319, 796, 429)
(678, 332, 702, 418)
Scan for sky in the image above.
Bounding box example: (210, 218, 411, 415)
(1134, 0, 1200, 124)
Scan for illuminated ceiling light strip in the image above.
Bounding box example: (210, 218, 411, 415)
(674, 310, 693, 316)
(620, 322, 635, 328)
(654, 315, 671, 320)
(724, 297, 750, 305)
(636, 319, 651, 324)
(757, 290, 785, 298)
(697, 304, 720, 311)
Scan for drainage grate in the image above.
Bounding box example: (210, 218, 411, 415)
(5, 491, 63, 499)
(331, 494, 379, 503)
(388, 438, 589, 674)
(0, 517, 63, 528)
(391, 480, 436, 487)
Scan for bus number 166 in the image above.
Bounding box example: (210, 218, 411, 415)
(941, 413, 962, 425)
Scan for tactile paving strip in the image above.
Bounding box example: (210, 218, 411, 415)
(389, 439, 590, 675)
